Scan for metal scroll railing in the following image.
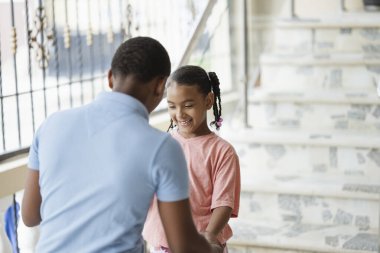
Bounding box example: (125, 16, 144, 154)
(0, 0, 208, 159)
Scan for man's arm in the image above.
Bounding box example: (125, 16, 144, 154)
(158, 198, 222, 253)
(203, 206, 233, 244)
(22, 169, 42, 227)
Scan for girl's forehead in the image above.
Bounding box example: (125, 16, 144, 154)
(167, 83, 204, 100)
(169, 81, 197, 88)
(168, 83, 200, 93)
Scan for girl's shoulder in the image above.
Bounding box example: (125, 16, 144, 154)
(170, 130, 237, 154)
(210, 133, 238, 155)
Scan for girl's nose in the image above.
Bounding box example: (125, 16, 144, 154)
(176, 108, 184, 119)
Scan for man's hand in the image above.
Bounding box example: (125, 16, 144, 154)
(201, 231, 223, 253)
(158, 199, 212, 253)
(210, 243, 223, 253)
(200, 231, 219, 244)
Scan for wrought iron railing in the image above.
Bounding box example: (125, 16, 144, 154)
(0, 1, 240, 251)
(0, 0, 208, 159)
(0, 0, 238, 163)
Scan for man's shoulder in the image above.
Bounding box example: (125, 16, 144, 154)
(149, 128, 179, 149)
(36, 106, 87, 137)
(48, 105, 86, 122)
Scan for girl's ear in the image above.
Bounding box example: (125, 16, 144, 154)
(206, 92, 214, 109)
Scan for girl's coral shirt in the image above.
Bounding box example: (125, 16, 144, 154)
(143, 130, 241, 247)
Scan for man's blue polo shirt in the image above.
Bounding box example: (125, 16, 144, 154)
(28, 91, 189, 253)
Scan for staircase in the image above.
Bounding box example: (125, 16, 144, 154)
(221, 12, 380, 253)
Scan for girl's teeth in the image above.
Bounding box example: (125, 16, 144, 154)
(180, 120, 190, 126)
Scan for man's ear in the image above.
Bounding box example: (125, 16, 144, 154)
(206, 92, 214, 109)
(154, 76, 167, 97)
(108, 69, 113, 89)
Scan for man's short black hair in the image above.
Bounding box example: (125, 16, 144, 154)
(111, 37, 171, 83)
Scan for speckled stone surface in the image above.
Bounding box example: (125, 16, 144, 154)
(239, 186, 379, 229)
(222, 12, 380, 253)
(249, 102, 380, 133)
(273, 26, 380, 55)
(228, 219, 379, 253)
(261, 64, 379, 91)
(233, 141, 380, 178)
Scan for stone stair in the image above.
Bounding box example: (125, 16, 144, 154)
(220, 11, 380, 253)
(239, 173, 379, 227)
(225, 128, 380, 181)
(248, 88, 380, 133)
(260, 54, 380, 90)
(227, 219, 379, 253)
(272, 14, 380, 56)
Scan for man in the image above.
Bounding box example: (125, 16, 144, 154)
(22, 37, 221, 253)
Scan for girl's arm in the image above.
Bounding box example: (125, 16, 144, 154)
(204, 206, 233, 243)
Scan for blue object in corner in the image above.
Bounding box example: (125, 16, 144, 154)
(4, 200, 20, 253)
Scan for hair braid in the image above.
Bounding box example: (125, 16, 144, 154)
(167, 119, 174, 132)
(208, 72, 222, 130)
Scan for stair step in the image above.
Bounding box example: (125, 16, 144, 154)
(241, 172, 380, 200)
(219, 128, 380, 178)
(250, 89, 380, 105)
(272, 18, 380, 55)
(261, 54, 380, 66)
(276, 17, 380, 29)
(247, 88, 380, 133)
(260, 54, 380, 89)
(250, 14, 380, 30)
(220, 128, 380, 148)
(238, 172, 379, 228)
(248, 103, 380, 133)
(273, 28, 380, 56)
(228, 219, 379, 253)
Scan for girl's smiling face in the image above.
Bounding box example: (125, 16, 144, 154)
(167, 82, 214, 138)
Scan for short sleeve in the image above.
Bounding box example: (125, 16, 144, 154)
(28, 126, 42, 171)
(211, 149, 241, 217)
(152, 136, 189, 202)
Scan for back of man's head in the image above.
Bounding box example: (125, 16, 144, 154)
(111, 37, 171, 83)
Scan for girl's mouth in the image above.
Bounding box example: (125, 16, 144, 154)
(178, 119, 191, 126)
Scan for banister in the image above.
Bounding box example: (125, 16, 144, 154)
(177, 0, 218, 67)
(0, 155, 28, 198)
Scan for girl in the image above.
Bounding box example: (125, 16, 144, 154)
(143, 65, 241, 253)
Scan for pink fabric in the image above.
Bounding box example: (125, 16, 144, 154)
(143, 131, 240, 248)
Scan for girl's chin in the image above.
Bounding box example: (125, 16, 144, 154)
(178, 127, 192, 133)
(177, 122, 192, 130)
(178, 128, 194, 136)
